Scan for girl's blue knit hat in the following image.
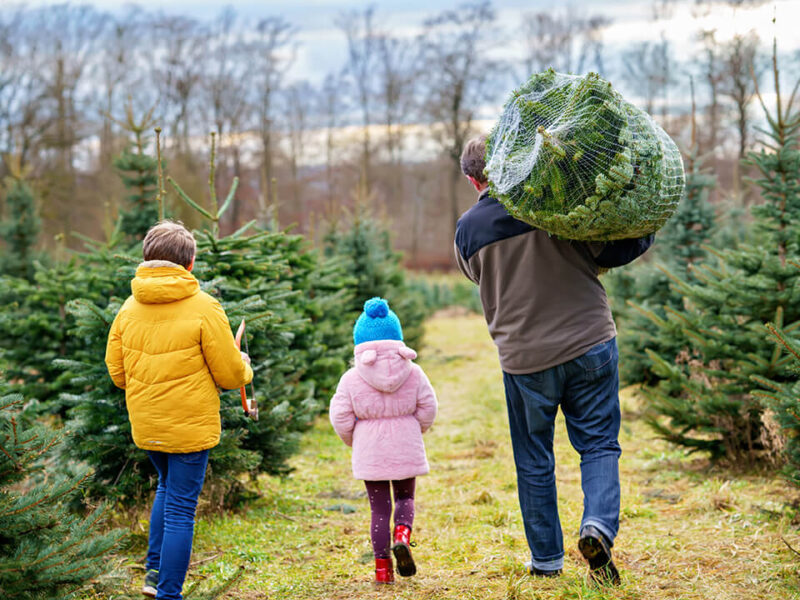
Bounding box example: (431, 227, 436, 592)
(353, 297, 403, 345)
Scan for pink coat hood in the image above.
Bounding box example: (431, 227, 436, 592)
(354, 340, 418, 393)
(329, 340, 438, 481)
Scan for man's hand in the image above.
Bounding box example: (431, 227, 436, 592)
(241, 351, 251, 365)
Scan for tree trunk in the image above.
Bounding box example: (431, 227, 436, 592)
(231, 144, 242, 228)
(259, 124, 274, 226)
(449, 159, 461, 243)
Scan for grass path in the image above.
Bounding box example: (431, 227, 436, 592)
(127, 313, 799, 599)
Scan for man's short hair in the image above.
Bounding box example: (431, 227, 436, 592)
(460, 136, 488, 183)
(142, 220, 196, 268)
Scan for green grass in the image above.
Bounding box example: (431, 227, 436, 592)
(88, 314, 800, 599)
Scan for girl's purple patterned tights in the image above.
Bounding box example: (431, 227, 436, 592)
(364, 478, 416, 559)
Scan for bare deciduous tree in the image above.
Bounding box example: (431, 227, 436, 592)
(201, 7, 252, 226)
(34, 4, 106, 173)
(520, 9, 581, 75)
(575, 14, 611, 75)
(96, 7, 149, 168)
(374, 30, 420, 212)
(419, 0, 503, 239)
(622, 40, 672, 117)
(151, 14, 205, 156)
(720, 31, 762, 161)
(696, 29, 726, 154)
(375, 32, 418, 167)
(319, 72, 342, 215)
(282, 80, 314, 212)
(336, 6, 378, 195)
(251, 16, 295, 224)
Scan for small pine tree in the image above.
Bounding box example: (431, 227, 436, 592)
(0, 235, 131, 410)
(115, 148, 159, 240)
(0, 392, 123, 599)
(752, 267, 800, 483)
(323, 213, 426, 351)
(0, 169, 42, 281)
(614, 86, 717, 385)
(642, 46, 800, 461)
(111, 103, 161, 240)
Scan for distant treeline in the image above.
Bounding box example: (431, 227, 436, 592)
(0, 0, 791, 267)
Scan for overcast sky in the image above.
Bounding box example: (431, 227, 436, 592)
(12, 1, 800, 94)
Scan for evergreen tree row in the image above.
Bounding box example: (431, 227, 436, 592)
(611, 51, 800, 477)
(0, 390, 124, 598)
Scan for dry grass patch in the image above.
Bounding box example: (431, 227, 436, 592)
(87, 313, 800, 599)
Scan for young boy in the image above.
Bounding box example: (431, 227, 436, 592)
(105, 220, 253, 599)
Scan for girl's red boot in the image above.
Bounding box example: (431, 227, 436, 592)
(391, 524, 417, 577)
(374, 558, 394, 584)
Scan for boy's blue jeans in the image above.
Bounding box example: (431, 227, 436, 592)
(146, 449, 209, 600)
(502, 337, 621, 572)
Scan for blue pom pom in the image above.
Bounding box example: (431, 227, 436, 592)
(364, 297, 389, 318)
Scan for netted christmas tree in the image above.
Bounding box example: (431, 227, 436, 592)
(485, 69, 685, 241)
(0, 156, 42, 281)
(612, 86, 717, 385)
(0, 391, 123, 599)
(642, 47, 800, 461)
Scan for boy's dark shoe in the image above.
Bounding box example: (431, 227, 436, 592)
(391, 524, 417, 577)
(529, 566, 562, 577)
(142, 569, 158, 597)
(578, 526, 621, 586)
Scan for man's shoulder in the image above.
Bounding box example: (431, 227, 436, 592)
(455, 192, 534, 261)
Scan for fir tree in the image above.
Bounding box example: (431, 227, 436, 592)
(0, 392, 123, 599)
(642, 46, 800, 461)
(0, 234, 130, 410)
(0, 157, 42, 281)
(323, 213, 426, 352)
(752, 264, 800, 483)
(110, 102, 160, 240)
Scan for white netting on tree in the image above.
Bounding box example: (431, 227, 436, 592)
(485, 70, 685, 241)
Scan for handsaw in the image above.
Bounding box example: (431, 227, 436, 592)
(234, 319, 258, 420)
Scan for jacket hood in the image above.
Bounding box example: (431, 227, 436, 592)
(354, 339, 417, 393)
(131, 261, 200, 304)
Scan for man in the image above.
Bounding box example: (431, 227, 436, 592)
(454, 136, 653, 584)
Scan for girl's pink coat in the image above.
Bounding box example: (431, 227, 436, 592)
(329, 340, 438, 481)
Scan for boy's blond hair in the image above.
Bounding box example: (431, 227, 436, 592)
(460, 136, 488, 184)
(142, 220, 196, 268)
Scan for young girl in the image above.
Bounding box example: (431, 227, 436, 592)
(329, 297, 438, 584)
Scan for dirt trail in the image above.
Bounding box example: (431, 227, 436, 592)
(191, 313, 799, 600)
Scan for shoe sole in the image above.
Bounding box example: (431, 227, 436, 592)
(391, 542, 417, 577)
(142, 585, 157, 598)
(578, 535, 620, 585)
(530, 568, 561, 577)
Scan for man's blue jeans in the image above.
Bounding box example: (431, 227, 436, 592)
(503, 337, 621, 572)
(146, 449, 209, 600)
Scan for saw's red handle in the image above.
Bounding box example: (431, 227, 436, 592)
(234, 320, 250, 414)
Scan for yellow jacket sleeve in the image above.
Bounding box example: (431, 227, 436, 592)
(105, 311, 126, 389)
(201, 298, 254, 390)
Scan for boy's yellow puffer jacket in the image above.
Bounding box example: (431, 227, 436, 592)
(105, 261, 253, 453)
